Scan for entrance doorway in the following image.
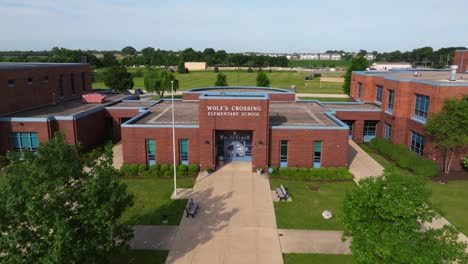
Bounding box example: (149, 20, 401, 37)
(216, 131, 253, 164)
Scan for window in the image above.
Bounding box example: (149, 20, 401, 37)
(313, 141, 322, 168)
(363, 120, 378, 142)
(27, 77, 33, 85)
(410, 131, 424, 156)
(180, 139, 189, 165)
(59, 74, 64, 97)
(7, 79, 15, 87)
(343, 120, 354, 139)
(81, 72, 86, 92)
(387, 90, 394, 113)
(414, 94, 430, 121)
(70, 73, 76, 95)
(280, 140, 288, 168)
(10, 132, 39, 152)
(43, 76, 49, 83)
(357, 82, 362, 101)
(146, 139, 156, 166)
(376, 85, 383, 103)
(384, 123, 392, 140)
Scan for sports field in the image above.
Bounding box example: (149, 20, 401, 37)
(288, 59, 351, 68)
(93, 69, 345, 94)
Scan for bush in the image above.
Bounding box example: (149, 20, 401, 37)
(247, 67, 253, 73)
(213, 66, 219, 73)
(137, 164, 147, 174)
(188, 164, 200, 176)
(160, 164, 170, 174)
(272, 167, 353, 181)
(176, 165, 188, 177)
(368, 138, 439, 177)
(120, 164, 139, 177)
(313, 73, 321, 78)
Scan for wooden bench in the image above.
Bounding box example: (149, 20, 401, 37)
(185, 198, 199, 218)
(275, 184, 290, 201)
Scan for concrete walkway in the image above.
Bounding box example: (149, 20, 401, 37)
(166, 162, 283, 264)
(278, 229, 351, 254)
(112, 142, 123, 170)
(348, 140, 384, 183)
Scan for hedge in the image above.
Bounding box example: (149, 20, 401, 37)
(368, 138, 439, 177)
(269, 167, 353, 181)
(120, 163, 199, 178)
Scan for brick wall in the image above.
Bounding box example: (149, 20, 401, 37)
(454, 50, 468, 73)
(105, 108, 141, 141)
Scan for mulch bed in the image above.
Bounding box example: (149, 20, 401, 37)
(430, 170, 468, 183)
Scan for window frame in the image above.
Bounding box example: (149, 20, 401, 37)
(313, 141, 322, 168)
(413, 94, 430, 122)
(384, 123, 392, 140)
(180, 139, 189, 165)
(387, 89, 395, 114)
(146, 139, 156, 166)
(10, 132, 39, 152)
(280, 140, 288, 168)
(410, 131, 424, 156)
(375, 85, 383, 103)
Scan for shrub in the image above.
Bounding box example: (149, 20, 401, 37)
(163, 165, 174, 177)
(368, 138, 439, 177)
(273, 167, 353, 181)
(462, 157, 468, 171)
(144, 164, 160, 177)
(247, 67, 253, 73)
(160, 164, 170, 175)
(313, 73, 321, 78)
(176, 165, 188, 177)
(120, 164, 139, 177)
(213, 66, 219, 73)
(188, 164, 200, 176)
(137, 164, 147, 174)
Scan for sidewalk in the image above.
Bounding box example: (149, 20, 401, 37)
(347, 140, 384, 183)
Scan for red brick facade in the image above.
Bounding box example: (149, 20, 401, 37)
(454, 50, 468, 73)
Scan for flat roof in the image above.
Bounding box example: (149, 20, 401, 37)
(136, 101, 199, 125)
(108, 101, 156, 108)
(185, 86, 293, 94)
(355, 70, 468, 85)
(269, 102, 339, 127)
(7, 94, 129, 118)
(322, 102, 381, 110)
(0, 62, 89, 70)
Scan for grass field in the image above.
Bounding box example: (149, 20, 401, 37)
(288, 60, 351, 68)
(119, 177, 195, 225)
(93, 70, 345, 94)
(110, 249, 168, 264)
(271, 179, 356, 230)
(298, 97, 350, 102)
(283, 253, 355, 264)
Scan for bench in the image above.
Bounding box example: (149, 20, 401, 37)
(275, 184, 290, 201)
(185, 198, 199, 218)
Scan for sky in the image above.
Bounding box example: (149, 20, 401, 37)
(0, 0, 467, 53)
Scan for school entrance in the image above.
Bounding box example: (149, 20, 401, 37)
(216, 130, 253, 164)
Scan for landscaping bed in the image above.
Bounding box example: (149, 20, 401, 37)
(431, 170, 468, 183)
(283, 253, 355, 264)
(110, 249, 168, 264)
(269, 167, 354, 181)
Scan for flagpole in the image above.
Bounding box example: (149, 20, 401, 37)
(171, 80, 177, 196)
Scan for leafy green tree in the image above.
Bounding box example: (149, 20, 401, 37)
(102, 52, 118, 67)
(0, 134, 133, 263)
(144, 68, 179, 97)
(121, 46, 137, 56)
(103, 66, 134, 92)
(343, 171, 466, 264)
(177, 55, 186, 74)
(342, 56, 368, 95)
(256, 71, 270, 87)
(425, 96, 468, 174)
(214, 73, 228, 86)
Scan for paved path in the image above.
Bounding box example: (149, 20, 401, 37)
(278, 229, 351, 254)
(112, 142, 123, 170)
(347, 140, 384, 183)
(166, 162, 283, 264)
(129, 225, 179, 250)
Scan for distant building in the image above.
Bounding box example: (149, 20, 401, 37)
(370, 62, 412, 71)
(364, 54, 376, 60)
(453, 50, 468, 73)
(329, 53, 342, 60)
(184, 62, 207, 71)
(299, 53, 319, 60)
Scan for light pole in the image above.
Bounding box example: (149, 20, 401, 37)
(171, 80, 177, 196)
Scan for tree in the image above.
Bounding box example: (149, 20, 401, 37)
(102, 52, 118, 67)
(144, 68, 179, 97)
(177, 55, 186, 74)
(425, 96, 468, 174)
(121, 46, 137, 57)
(342, 171, 466, 264)
(103, 66, 134, 92)
(342, 56, 368, 95)
(214, 73, 228, 86)
(0, 134, 133, 263)
(256, 71, 270, 87)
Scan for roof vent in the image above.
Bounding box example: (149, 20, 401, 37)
(450, 65, 458, 81)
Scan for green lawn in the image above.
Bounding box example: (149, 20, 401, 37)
(283, 253, 355, 264)
(271, 179, 356, 230)
(298, 97, 350, 102)
(427, 180, 468, 235)
(119, 177, 195, 225)
(110, 249, 168, 264)
(93, 70, 344, 94)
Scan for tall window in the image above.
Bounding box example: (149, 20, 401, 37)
(7, 79, 15, 87)
(81, 72, 86, 93)
(363, 120, 378, 142)
(410, 131, 424, 156)
(27, 77, 33, 85)
(11, 132, 39, 152)
(313, 141, 322, 168)
(280, 140, 288, 168)
(414, 94, 430, 121)
(376, 85, 383, 103)
(70, 73, 76, 95)
(146, 139, 156, 166)
(384, 123, 392, 140)
(59, 74, 64, 97)
(180, 139, 189, 165)
(387, 90, 394, 113)
(357, 82, 362, 101)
